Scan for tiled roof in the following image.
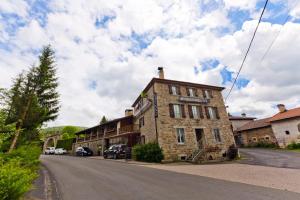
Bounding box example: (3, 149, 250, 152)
(229, 116, 256, 120)
(269, 107, 300, 122)
(236, 118, 271, 132)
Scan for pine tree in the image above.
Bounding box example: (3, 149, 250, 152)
(7, 45, 60, 152)
(100, 116, 108, 124)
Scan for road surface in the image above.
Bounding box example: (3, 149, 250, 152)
(239, 148, 300, 169)
(40, 155, 299, 200)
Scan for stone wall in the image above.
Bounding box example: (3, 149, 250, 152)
(240, 126, 276, 146)
(153, 82, 235, 161)
(73, 139, 103, 155)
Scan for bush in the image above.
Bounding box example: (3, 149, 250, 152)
(0, 161, 37, 200)
(287, 142, 300, 150)
(56, 138, 75, 150)
(132, 143, 164, 163)
(0, 145, 41, 200)
(247, 142, 277, 148)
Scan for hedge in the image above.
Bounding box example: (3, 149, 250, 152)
(56, 138, 75, 150)
(132, 143, 164, 163)
(287, 142, 300, 150)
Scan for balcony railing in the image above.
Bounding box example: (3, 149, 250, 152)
(178, 96, 209, 104)
(134, 100, 152, 117)
(118, 124, 139, 134)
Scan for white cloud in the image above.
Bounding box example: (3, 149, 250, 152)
(0, 0, 299, 127)
(0, 0, 28, 17)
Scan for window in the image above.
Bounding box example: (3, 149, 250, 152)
(173, 104, 181, 118)
(213, 128, 222, 143)
(169, 104, 185, 118)
(298, 123, 300, 132)
(252, 137, 257, 142)
(265, 136, 270, 140)
(203, 90, 213, 99)
(191, 105, 199, 119)
(139, 117, 144, 128)
(205, 107, 219, 119)
(176, 128, 185, 144)
(169, 85, 180, 95)
(285, 130, 290, 135)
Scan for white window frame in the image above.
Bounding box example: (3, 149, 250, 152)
(173, 104, 181, 118)
(189, 88, 194, 97)
(208, 107, 216, 119)
(213, 128, 222, 143)
(171, 86, 177, 95)
(176, 128, 185, 144)
(191, 105, 199, 119)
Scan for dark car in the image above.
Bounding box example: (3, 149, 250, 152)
(103, 144, 128, 159)
(76, 147, 93, 156)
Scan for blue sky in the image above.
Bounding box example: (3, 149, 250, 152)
(0, 0, 300, 126)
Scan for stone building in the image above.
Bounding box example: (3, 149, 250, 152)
(229, 114, 256, 132)
(132, 68, 235, 161)
(74, 68, 236, 161)
(235, 118, 277, 146)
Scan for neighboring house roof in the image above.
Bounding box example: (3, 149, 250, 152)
(229, 116, 256, 120)
(132, 78, 225, 107)
(236, 118, 271, 132)
(268, 107, 300, 122)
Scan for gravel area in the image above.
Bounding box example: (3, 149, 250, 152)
(141, 163, 300, 194)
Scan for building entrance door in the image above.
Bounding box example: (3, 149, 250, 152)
(195, 129, 204, 149)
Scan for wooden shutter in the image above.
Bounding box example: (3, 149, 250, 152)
(168, 85, 172, 94)
(181, 105, 186, 118)
(194, 89, 198, 97)
(177, 86, 181, 95)
(198, 106, 204, 119)
(205, 106, 210, 119)
(188, 105, 193, 118)
(202, 89, 206, 98)
(215, 107, 220, 119)
(209, 90, 213, 98)
(169, 104, 174, 118)
(186, 88, 190, 96)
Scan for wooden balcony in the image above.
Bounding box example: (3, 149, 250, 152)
(118, 124, 139, 134)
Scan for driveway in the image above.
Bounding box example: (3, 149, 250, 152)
(40, 155, 299, 200)
(239, 148, 300, 169)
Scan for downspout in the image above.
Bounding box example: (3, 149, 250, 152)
(153, 85, 159, 143)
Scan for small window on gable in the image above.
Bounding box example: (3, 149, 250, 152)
(285, 130, 290, 135)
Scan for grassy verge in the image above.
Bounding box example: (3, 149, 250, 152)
(0, 145, 41, 200)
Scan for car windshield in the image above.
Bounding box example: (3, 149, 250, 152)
(83, 147, 90, 151)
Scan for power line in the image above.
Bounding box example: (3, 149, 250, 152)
(260, 0, 299, 62)
(225, 0, 269, 102)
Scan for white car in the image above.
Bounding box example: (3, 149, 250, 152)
(45, 147, 55, 154)
(54, 148, 67, 155)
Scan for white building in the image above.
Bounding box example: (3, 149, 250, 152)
(269, 104, 300, 147)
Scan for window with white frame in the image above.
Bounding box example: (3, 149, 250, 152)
(171, 86, 177, 95)
(205, 90, 210, 99)
(173, 104, 181, 118)
(213, 128, 222, 143)
(208, 107, 217, 119)
(191, 105, 199, 118)
(176, 128, 185, 144)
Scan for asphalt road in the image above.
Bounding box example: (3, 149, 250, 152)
(40, 155, 300, 200)
(239, 148, 300, 169)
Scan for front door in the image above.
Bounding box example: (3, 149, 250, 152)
(195, 129, 204, 149)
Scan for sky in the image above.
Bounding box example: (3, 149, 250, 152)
(0, 0, 300, 127)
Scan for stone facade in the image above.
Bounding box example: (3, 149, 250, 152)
(239, 126, 277, 146)
(132, 78, 235, 161)
(73, 139, 103, 155)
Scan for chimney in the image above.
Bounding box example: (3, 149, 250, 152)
(277, 104, 286, 113)
(158, 67, 164, 79)
(125, 109, 133, 117)
(241, 113, 246, 117)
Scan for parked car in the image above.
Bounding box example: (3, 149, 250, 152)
(45, 147, 55, 155)
(104, 144, 128, 159)
(54, 148, 67, 155)
(76, 147, 93, 156)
